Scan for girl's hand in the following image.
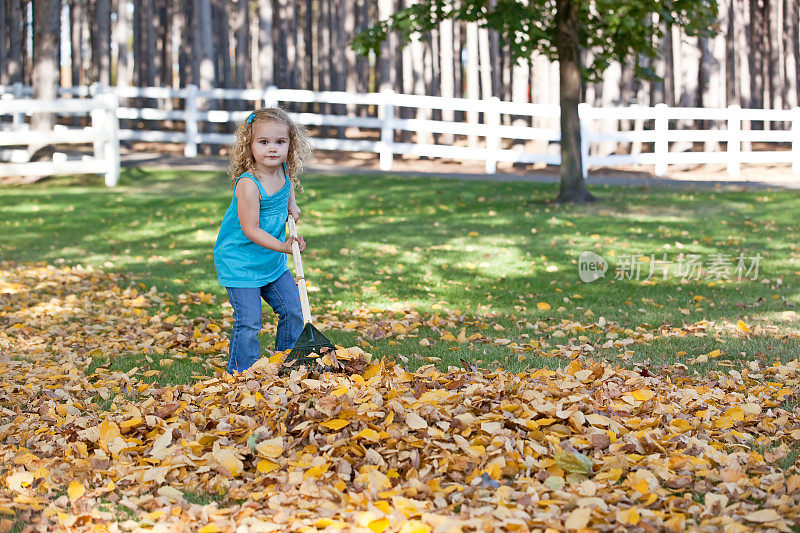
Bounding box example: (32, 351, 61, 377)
(288, 204, 301, 222)
(284, 235, 306, 254)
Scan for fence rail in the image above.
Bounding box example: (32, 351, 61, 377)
(0, 91, 119, 185)
(1, 82, 799, 186)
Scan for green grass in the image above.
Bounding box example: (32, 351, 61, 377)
(2, 168, 800, 380)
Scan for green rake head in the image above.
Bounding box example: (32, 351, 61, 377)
(279, 322, 339, 375)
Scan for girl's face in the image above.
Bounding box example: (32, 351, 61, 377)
(250, 120, 290, 172)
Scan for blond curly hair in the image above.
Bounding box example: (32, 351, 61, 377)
(228, 107, 312, 192)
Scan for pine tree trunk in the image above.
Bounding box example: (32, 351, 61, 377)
(0, 0, 6, 86)
(213, 0, 231, 90)
(512, 57, 531, 154)
(377, 0, 393, 92)
(144, 0, 156, 86)
(6, 0, 23, 84)
(332, 0, 345, 136)
(116, 0, 131, 87)
(296, 1, 307, 93)
(725, 0, 736, 105)
(784, 0, 799, 108)
(465, 22, 479, 147)
(355, 0, 370, 101)
(178, 1, 193, 87)
(439, 18, 455, 144)
(70, 0, 84, 86)
(256, 0, 273, 88)
(95, 0, 111, 86)
(30, 0, 60, 162)
(555, 0, 594, 203)
(233, 0, 250, 89)
(343, 0, 357, 119)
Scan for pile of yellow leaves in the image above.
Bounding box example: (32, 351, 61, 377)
(1, 263, 799, 532)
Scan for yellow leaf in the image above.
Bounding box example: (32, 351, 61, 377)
(537, 302, 551, 311)
(98, 419, 120, 445)
(305, 463, 329, 479)
(321, 419, 350, 430)
(368, 517, 390, 533)
(631, 389, 654, 402)
(357, 428, 380, 442)
(633, 477, 649, 494)
(374, 500, 392, 514)
(669, 419, 692, 433)
(737, 319, 750, 332)
(554, 450, 593, 475)
(363, 364, 381, 380)
(257, 459, 280, 474)
(198, 525, 221, 533)
(67, 480, 85, 502)
(119, 417, 144, 429)
(331, 386, 349, 397)
(616, 507, 640, 525)
(398, 521, 431, 533)
(255, 437, 284, 458)
(440, 331, 456, 341)
(212, 444, 243, 477)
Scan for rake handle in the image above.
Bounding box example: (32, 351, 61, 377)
(287, 215, 312, 325)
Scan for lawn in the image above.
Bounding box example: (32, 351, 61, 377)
(1, 168, 799, 531)
(2, 167, 799, 376)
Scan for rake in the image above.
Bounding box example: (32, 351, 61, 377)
(280, 215, 338, 374)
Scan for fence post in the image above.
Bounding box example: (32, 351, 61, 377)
(485, 96, 500, 174)
(99, 92, 120, 186)
(727, 104, 741, 178)
(793, 107, 800, 176)
(91, 96, 107, 174)
(12, 82, 24, 129)
(654, 103, 668, 177)
(263, 85, 279, 108)
(578, 103, 589, 179)
(379, 90, 394, 171)
(184, 84, 198, 157)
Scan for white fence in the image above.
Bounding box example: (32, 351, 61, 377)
(2, 82, 799, 186)
(0, 89, 120, 186)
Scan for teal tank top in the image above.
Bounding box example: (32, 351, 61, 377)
(213, 166, 290, 287)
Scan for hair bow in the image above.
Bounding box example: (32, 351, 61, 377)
(246, 112, 256, 124)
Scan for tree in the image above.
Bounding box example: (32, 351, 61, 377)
(353, 0, 718, 203)
(30, 0, 60, 161)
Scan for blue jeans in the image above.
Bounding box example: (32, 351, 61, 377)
(225, 270, 304, 374)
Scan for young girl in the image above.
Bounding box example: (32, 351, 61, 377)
(214, 107, 313, 374)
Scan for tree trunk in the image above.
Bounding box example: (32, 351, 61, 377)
(0, 0, 6, 85)
(178, 1, 193, 87)
(355, 0, 370, 101)
(6, 0, 23, 84)
(555, 0, 594, 203)
(213, 0, 231, 90)
(95, 0, 111, 86)
(234, 0, 251, 89)
(377, 0, 393, 92)
(117, 0, 131, 87)
(784, 0, 799, 108)
(256, 0, 273, 88)
(30, 0, 60, 162)
(70, 0, 84, 86)
(439, 18, 455, 143)
(465, 21, 479, 147)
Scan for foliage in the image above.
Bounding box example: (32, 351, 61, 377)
(352, 0, 719, 81)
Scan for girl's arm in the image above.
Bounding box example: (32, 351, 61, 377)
(288, 186, 301, 222)
(236, 179, 305, 253)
